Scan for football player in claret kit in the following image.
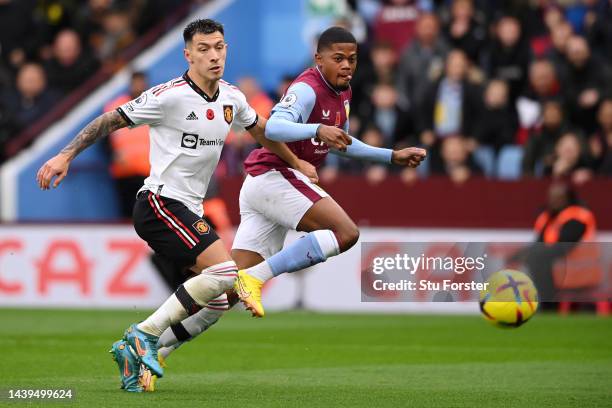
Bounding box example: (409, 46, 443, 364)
(232, 27, 425, 315)
(35, 19, 324, 392)
(145, 26, 427, 387)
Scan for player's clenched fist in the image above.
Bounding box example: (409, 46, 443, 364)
(391, 147, 427, 168)
(36, 153, 71, 190)
(316, 125, 352, 151)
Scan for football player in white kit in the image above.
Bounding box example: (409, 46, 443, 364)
(36, 19, 330, 392)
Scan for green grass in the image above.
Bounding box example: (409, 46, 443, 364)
(0, 309, 610, 407)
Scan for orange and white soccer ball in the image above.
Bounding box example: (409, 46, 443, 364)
(479, 269, 539, 328)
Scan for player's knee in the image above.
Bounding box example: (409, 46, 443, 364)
(336, 225, 359, 253)
(198, 261, 238, 295)
(214, 274, 236, 294)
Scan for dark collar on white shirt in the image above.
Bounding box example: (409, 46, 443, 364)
(183, 71, 220, 102)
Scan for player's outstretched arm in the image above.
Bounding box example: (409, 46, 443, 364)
(248, 115, 318, 183)
(265, 112, 351, 151)
(36, 110, 128, 190)
(331, 136, 427, 168)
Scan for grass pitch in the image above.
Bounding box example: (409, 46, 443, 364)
(0, 309, 610, 407)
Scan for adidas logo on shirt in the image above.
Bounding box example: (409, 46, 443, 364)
(186, 111, 199, 120)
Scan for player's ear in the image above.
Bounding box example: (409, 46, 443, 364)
(314, 52, 322, 69)
(184, 47, 194, 65)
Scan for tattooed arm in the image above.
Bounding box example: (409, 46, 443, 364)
(36, 110, 128, 189)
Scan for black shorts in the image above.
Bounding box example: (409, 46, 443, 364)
(133, 191, 219, 269)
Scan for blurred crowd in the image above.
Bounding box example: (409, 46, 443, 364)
(2, 0, 612, 187)
(222, 0, 612, 185)
(0, 0, 203, 160)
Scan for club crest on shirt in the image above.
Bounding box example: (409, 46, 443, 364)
(223, 105, 233, 124)
(192, 219, 210, 235)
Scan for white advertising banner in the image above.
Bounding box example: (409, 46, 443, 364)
(0, 225, 170, 308)
(1, 226, 610, 311)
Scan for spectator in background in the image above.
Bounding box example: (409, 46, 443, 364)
(545, 20, 574, 78)
(104, 71, 150, 220)
(483, 15, 531, 103)
(525, 4, 564, 57)
(516, 59, 561, 141)
(542, 4, 566, 33)
(1, 63, 60, 132)
(590, 99, 612, 175)
(473, 79, 518, 152)
(32, 0, 77, 52)
(75, 0, 112, 49)
(45, 29, 100, 94)
(546, 130, 593, 181)
(509, 181, 598, 309)
(562, 35, 612, 135)
(358, 82, 412, 147)
(418, 49, 481, 148)
(431, 135, 482, 183)
(372, 0, 422, 57)
(0, 0, 40, 73)
(396, 13, 449, 113)
(96, 7, 135, 70)
(522, 100, 568, 177)
(563, 0, 601, 34)
(442, 0, 487, 63)
(352, 41, 398, 122)
(527, 59, 561, 102)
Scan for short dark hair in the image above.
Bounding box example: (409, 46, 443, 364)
(183, 19, 224, 44)
(316, 26, 357, 52)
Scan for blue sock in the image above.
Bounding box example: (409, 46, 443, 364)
(267, 233, 326, 277)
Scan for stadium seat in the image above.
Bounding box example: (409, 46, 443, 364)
(496, 145, 523, 180)
(473, 146, 495, 178)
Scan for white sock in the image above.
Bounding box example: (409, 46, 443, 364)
(312, 229, 341, 257)
(246, 261, 274, 282)
(138, 295, 186, 337)
(138, 261, 236, 337)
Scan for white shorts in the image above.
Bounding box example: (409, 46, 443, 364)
(232, 168, 329, 259)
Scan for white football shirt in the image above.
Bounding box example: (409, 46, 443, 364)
(117, 72, 257, 216)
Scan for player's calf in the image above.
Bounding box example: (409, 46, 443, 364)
(333, 222, 360, 253)
(157, 293, 228, 349)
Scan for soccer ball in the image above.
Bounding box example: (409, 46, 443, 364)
(479, 269, 538, 328)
